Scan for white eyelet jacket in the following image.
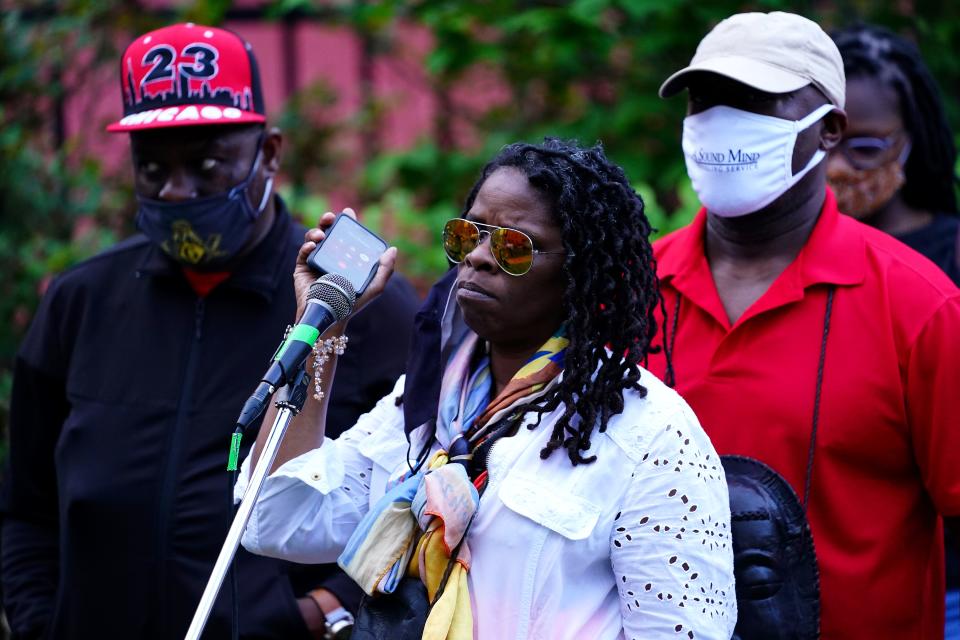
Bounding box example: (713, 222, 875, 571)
(238, 365, 736, 640)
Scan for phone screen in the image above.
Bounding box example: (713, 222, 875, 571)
(306, 215, 387, 296)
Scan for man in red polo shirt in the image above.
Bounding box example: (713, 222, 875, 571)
(648, 11, 960, 639)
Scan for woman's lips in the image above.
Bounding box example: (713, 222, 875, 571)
(457, 280, 496, 300)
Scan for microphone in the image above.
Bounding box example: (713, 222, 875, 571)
(236, 273, 356, 429)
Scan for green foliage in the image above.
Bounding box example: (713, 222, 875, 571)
(312, 0, 960, 281)
(276, 79, 343, 213)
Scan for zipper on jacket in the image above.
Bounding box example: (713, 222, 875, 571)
(154, 297, 205, 635)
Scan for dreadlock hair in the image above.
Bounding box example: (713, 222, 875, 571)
(460, 138, 667, 466)
(832, 23, 958, 215)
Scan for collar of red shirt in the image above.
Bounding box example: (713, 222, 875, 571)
(657, 187, 867, 329)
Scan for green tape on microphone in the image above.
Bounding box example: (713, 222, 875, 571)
(274, 324, 320, 361)
(227, 432, 243, 471)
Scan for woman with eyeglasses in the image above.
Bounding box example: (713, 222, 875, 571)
(829, 25, 960, 639)
(238, 139, 736, 639)
(828, 24, 959, 285)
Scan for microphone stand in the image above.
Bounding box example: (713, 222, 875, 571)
(184, 367, 312, 640)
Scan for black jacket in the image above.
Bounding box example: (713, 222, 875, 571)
(895, 212, 960, 286)
(0, 200, 420, 639)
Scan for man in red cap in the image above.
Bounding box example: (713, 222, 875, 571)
(648, 11, 960, 639)
(1, 23, 420, 639)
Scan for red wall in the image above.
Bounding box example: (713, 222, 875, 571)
(65, 18, 449, 183)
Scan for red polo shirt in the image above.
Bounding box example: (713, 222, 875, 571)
(647, 189, 960, 639)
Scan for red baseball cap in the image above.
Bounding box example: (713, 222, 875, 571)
(107, 23, 266, 132)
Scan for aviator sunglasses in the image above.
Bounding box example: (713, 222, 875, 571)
(442, 218, 565, 276)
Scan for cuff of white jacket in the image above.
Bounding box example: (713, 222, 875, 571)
(238, 440, 347, 558)
(234, 439, 347, 505)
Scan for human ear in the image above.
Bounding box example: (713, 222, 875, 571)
(262, 126, 283, 175)
(819, 108, 847, 151)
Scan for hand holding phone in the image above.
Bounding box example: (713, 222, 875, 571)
(306, 213, 388, 297)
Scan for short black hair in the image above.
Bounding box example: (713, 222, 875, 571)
(462, 138, 669, 465)
(832, 23, 958, 214)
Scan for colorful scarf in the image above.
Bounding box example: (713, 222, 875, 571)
(338, 327, 568, 640)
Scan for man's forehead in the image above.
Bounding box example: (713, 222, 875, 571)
(685, 71, 786, 97)
(130, 124, 259, 154)
(685, 73, 833, 113)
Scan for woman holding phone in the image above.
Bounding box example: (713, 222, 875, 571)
(239, 139, 736, 639)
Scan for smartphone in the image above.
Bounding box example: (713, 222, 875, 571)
(306, 213, 387, 297)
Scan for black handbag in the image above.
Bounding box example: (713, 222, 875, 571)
(351, 577, 431, 640)
(351, 514, 471, 640)
(351, 417, 487, 640)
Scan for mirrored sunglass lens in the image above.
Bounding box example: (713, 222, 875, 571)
(443, 219, 478, 262)
(492, 228, 534, 275)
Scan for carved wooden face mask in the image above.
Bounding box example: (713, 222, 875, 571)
(723, 456, 820, 640)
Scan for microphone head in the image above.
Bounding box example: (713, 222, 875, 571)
(308, 273, 356, 320)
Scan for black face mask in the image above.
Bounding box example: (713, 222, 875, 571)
(723, 455, 820, 640)
(135, 144, 272, 268)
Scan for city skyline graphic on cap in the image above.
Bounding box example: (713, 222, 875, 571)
(122, 54, 255, 115)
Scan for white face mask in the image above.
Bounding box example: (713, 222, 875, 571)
(682, 103, 836, 217)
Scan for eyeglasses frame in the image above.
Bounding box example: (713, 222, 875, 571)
(442, 218, 566, 277)
(835, 131, 911, 171)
